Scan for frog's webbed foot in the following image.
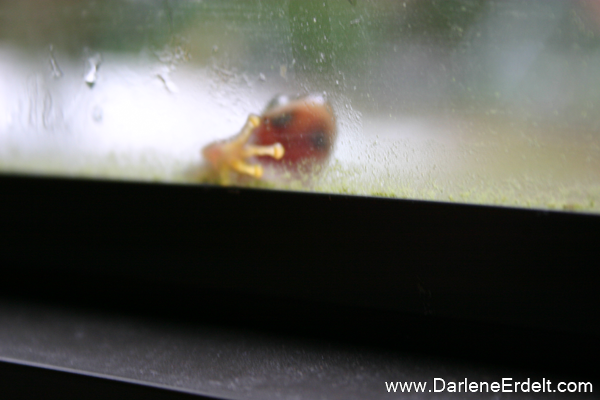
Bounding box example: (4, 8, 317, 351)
(232, 115, 262, 145)
(242, 143, 285, 159)
(228, 115, 284, 179)
(202, 114, 285, 184)
(231, 142, 285, 179)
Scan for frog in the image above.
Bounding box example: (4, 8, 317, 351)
(202, 94, 337, 186)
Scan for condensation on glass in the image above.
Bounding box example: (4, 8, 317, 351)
(1, 0, 600, 212)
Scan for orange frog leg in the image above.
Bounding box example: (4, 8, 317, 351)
(203, 115, 285, 185)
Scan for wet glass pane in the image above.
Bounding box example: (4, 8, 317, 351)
(1, 0, 600, 212)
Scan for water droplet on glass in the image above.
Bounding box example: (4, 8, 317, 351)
(156, 67, 179, 93)
(242, 73, 253, 87)
(48, 44, 63, 79)
(280, 65, 287, 79)
(84, 53, 102, 87)
(42, 92, 54, 129)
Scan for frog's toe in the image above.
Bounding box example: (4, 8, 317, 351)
(232, 160, 263, 179)
(243, 143, 285, 160)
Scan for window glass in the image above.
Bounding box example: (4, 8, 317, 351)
(1, 0, 599, 212)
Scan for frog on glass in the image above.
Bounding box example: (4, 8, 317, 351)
(202, 94, 337, 185)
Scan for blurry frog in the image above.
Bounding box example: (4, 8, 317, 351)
(202, 94, 337, 185)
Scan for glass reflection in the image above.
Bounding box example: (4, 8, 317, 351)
(1, 0, 599, 212)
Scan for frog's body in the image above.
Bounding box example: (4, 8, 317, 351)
(252, 94, 337, 168)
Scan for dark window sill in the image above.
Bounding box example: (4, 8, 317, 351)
(0, 174, 598, 399)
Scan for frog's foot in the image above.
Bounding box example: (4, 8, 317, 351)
(231, 143, 285, 179)
(242, 143, 285, 159)
(226, 159, 259, 178)
(202, 114, 285, 184)
(235, 143, 284, 179)
(229, 115, 285, 179)
(230, 114, 261, 144)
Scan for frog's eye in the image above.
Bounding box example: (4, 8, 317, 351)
(268, 112, 293, 129)
(310, 130, 329, 150)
